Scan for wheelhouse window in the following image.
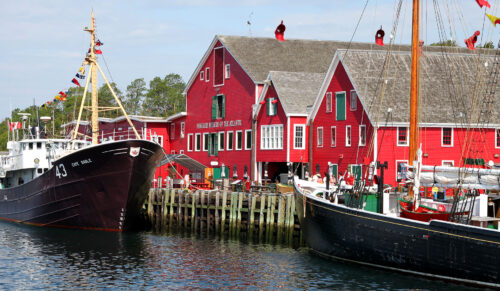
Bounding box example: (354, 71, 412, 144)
(397, 127, 408, 146)
(331, 126, 336, 147)
(294, 125, 305, 149)
(317, 127, 323, 148)
(261, 124, 283, 150)
(325, 92, 332, 113)
(350, 90, 357, 111)
(442, 128, 453, 147)
(359, 125, 366, 146)
(212, 94, 225, 120)
(195, 133, 201, 151)
(236, 130, 243, 150)
(245, 130, 252, 150)
(346, 125, 351, 147)
(187, 133, 193, 151)
(227, 131, 234, 150)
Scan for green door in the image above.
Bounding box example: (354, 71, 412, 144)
(351, 164, 362, 181)
(212, 167, 230, 180)
(336, 92, 346, 121)
(330, 164, 338, 180)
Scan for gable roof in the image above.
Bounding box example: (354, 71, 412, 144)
(269, 71, 325, 115)
(339, 48, 500, 125)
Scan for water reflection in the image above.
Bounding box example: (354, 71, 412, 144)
(0, 222, 482, 290)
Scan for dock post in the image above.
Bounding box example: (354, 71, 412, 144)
(191, 191, 196, 232)
(162, 189, 168, 232)
(147, 189, 154, 225)
(236, 192, 243, 238)
(258, 195, 266, 242)
(277, 194, 285, 243)
(177, 191, 183, 229)
(200, 191, 206, 234)
(215, 191, 220, 233)
(184, 192, 189, 229)
(266, 195, 276, 243)
(249, 194, 256, 241)
(169, 189, 175, 230)
(194, 191, 200, 234)
(221, 191, 227, 236)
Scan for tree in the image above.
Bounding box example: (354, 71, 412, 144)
(142, 73, 186, 117)
(124, 78, 147, 115)
(430, 40, 457, 47)
(479, 41, 494, 49)
(98, 82, 123, 118)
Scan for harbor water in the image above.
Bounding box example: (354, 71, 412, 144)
(0, 222, 481, 290)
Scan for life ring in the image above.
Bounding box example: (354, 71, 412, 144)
(437, 205, 446, 212)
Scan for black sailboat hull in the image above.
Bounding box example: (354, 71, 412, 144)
(294, 183, 500, 288)
(0, 140, 163, 232)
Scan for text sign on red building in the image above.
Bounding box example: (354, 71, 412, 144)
(196, 120, 242, 129)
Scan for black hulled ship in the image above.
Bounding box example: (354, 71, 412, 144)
(0, 13, 164, 231)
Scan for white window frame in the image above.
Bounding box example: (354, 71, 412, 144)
(441, 127, 454, 147)
(180, 122, 185, 138)
(203, 133, 209, 151)
(496, 128, 500, 149)
(317, 127, 323, 148)
(397, 127, 409, 146)
(260, 124, 283, 150)
(227, 131, 234, 151)
(325, 92, 332, 113)
(235, 130, 243, 150)
(359, 125, 366, 146)
(152, 135, 163, 147)
(218, 131, 225, 151)
(187, 133, 193, 152)
(350, 90, 357, 111)
(170, 123, 175, 140)
(195, 133, 201, 152)
(245, 129, 252, 150)
(225, 64, 230, 79)
(205, 67, 210, 82)
(346, 125, 351, 147)
(331, 126, 336, 147)
(199, 71, 204, 80)
(179, 150, 184, 154)
(442, 160, 454, 167)
(294, 124, 305, 150)
(171, 150, 176, 154)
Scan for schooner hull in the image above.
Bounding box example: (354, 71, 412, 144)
(294, 182, 500, 288)
(0, 140, 163, 231)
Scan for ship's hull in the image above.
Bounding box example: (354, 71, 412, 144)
(0, 140, 163, 232)
(294, 180, 500, 288)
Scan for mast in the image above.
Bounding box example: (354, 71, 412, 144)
(89, 12, 99, 145)
(409, 0, 419, 197)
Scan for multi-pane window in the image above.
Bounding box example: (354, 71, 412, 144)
(442, 128, 453, 146)
(317, 127, 323, 147)
(261, 124, 283, 150)
(212, 95, 225, 119)
(331, 126, 336, 147)
(350, 90, 357, 111)
(397, 127, 408, 146)
(203, 133, 209, 151)
(227, 131, 234, 150)
(170, 123, 175, 140)
(208, 133, 218, 156)
(346, 125, 351, 147)
(187, 133, 193, 151)
(294, 125, 305, 149)
(218, 131, 225, 151)
(245, 130, 252, 150)
(180, 122, 185, 138)
(236, 131, 243, 150)
(195, 133, 201, 151)
(325, 92, 332, 113)
(152, 135, 163, 147)
(359, 125, 366, 146)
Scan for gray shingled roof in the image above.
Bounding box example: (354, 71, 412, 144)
(269, 71, 325, 115)
(340, 49, 500, 124)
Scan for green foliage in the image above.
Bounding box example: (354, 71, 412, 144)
(0, 73, 186, 150)
(142, 73, 186, 117)
(479, 41, 494, 49)
(430, 40, 457, 47)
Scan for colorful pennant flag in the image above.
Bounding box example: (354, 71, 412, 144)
(487, 14, 500, 26)
(41, 103, 47, 109)
(78, 67, 85, 74)
(96, 39, 103, 46)
(476, 0, 491, 8)
(76, 73, 85, 79)
(72, 78, 81, 87)
(95, 49, 102, 54)
(59, 91, 67, 98)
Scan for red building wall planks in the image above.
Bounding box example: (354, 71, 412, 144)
(311, 61, 373, 176)
(256, 85, 287, 163)
(183, 40, 255, 179)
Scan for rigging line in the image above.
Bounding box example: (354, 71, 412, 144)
(342, 0, 370, 61)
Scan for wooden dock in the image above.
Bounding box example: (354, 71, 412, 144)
(145, 189, 301, 245)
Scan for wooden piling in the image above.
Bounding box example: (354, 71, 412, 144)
(249, 194, 256, 240)
(221, 191, 227, 236)
(215, 191, 220, 233)
(259, 195, 266, 242)
(277, 195, 285, 243)
(236, 192, 243, 238)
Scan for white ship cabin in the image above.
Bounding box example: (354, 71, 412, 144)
(0, 137, 89, 189)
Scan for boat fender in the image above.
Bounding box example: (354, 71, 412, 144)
(437, 205, 446, 212)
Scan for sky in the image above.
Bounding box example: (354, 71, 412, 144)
(0, 0, 498, 120)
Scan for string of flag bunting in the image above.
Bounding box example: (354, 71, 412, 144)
(40, 39, 104, 109)
(374, 0, 498, 49)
